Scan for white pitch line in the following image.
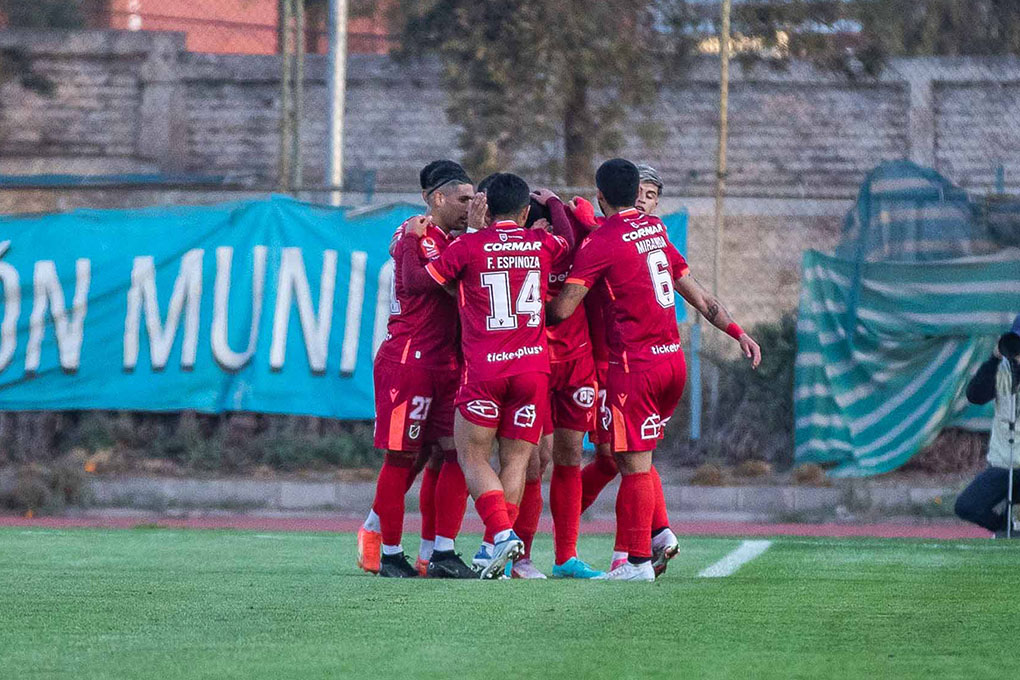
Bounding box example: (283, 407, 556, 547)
(698, 540, 772, 578)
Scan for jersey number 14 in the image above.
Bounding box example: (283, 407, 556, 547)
(481, 270, 542, 331)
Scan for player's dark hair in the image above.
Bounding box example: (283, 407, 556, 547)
(484, 173, 531, 218)
(476, 173, 498, 194)
(596, 158, 640, 208)
(420, 160, 471, 195)
(524, 198, 550, 228)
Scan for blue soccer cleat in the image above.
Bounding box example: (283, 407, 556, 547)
(552, 556, 605, 580)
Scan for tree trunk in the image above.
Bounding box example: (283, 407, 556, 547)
(563, 73, 596, 187)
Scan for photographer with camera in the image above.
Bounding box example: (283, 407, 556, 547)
(954, 315, 1020, 537)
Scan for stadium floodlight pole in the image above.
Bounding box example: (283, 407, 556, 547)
(326, 0, 349, 207)
(278, 0, 294, 193)
(713, 0, 730, 300)
(292, 0, 306, 193)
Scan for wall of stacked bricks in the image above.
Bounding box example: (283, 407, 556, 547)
(1, 29, 1018, 326)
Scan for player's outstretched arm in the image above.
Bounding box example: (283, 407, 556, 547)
(547, 282, 589, 326)
(532, 189, 574, 250)
(675, 275, 762, 369)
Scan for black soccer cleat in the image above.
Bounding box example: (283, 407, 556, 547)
(427, 550, 477, 579)
(378, 552, 420, 578)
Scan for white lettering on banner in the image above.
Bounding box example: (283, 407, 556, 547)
(0, 256, 20, 373)
(486, 345, 544, 362)
(483, 242, 542, 252)
(372, 259, 394, 358)
(25, 259, 91, 373)
(340, 251, 368, 375)
(269, 248, 338, 373)
(212, 246, 267, 371)
(124, 249, 203, 371)
(622, 224, 665, 242)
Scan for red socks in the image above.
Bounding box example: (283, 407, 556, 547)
(616, 472, 654, 559)
(581, 452, 618, 513)
(550, 464, 581, 565)
(435, 451, 468, 541)
(650, 464, 670, 533)
(419, 464, 439, 543)
(475, 490, 512, 540)
(372, 454, 415, 546)
(514, 480, 543, 559)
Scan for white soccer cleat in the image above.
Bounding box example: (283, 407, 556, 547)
(479, 534, 525, 580)
(511, 558, 547, 579)
(595, 560, 655, 582)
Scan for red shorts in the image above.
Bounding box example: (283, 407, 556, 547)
(373, 357, 459, 452)
(592, 360, 611, 446)
(605, 355, 687, 453)
(456, 372, 549, 445)
(542, 353, 597, 434)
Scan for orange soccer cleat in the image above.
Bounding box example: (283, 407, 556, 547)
(356, 526, 382, 574)
(414, 556, 429, 577)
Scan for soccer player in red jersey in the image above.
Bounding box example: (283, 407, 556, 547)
(401, 173, 572, 579)
(550, 159, 761, 581)
(359, 160, 476, 578)
(576, 163, 683, 574)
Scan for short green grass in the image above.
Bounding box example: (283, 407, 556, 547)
(1, 528, 1016, 679)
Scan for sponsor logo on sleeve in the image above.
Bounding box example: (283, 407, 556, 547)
(420, 236, 440, 260)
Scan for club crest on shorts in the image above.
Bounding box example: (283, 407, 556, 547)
(408, 423, 421, 440)
(572, 386, 596, 408)
(466, 399, 499, 419)
(513, 404, 537, 428)
(640, 414, 663, 440)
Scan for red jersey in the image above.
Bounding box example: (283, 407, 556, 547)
(584, 282, 610, 364)
(567, 208, 690, 373)
(545, 198, 593, 363)
(376, 221, 459, 369)
(425, 221, 569, 382)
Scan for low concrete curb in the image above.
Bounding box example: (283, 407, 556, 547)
(81, 476, 960, 519)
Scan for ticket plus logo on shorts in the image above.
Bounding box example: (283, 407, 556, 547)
(513, 404, 537, 428)
(466, 399, 499, 419)
(572, 386, 595, 408)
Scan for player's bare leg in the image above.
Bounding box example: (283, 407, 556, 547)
(512, 437, 550, 579)
(455, 413, 526, 579)
(596, 450, 655, 582)
(549, 429, 604, 578)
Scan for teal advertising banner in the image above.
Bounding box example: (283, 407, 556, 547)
(0, 196, 687, 418)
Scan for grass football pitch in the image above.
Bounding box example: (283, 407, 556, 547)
(1, 527, 1015, 679)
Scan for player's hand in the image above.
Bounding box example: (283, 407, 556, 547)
(531, 188, 559, 206)
(467, 192, 488, 231)
(739, 333, 762, 369)
(531, 218, 551, 232)
(404, 216, 428, 237)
